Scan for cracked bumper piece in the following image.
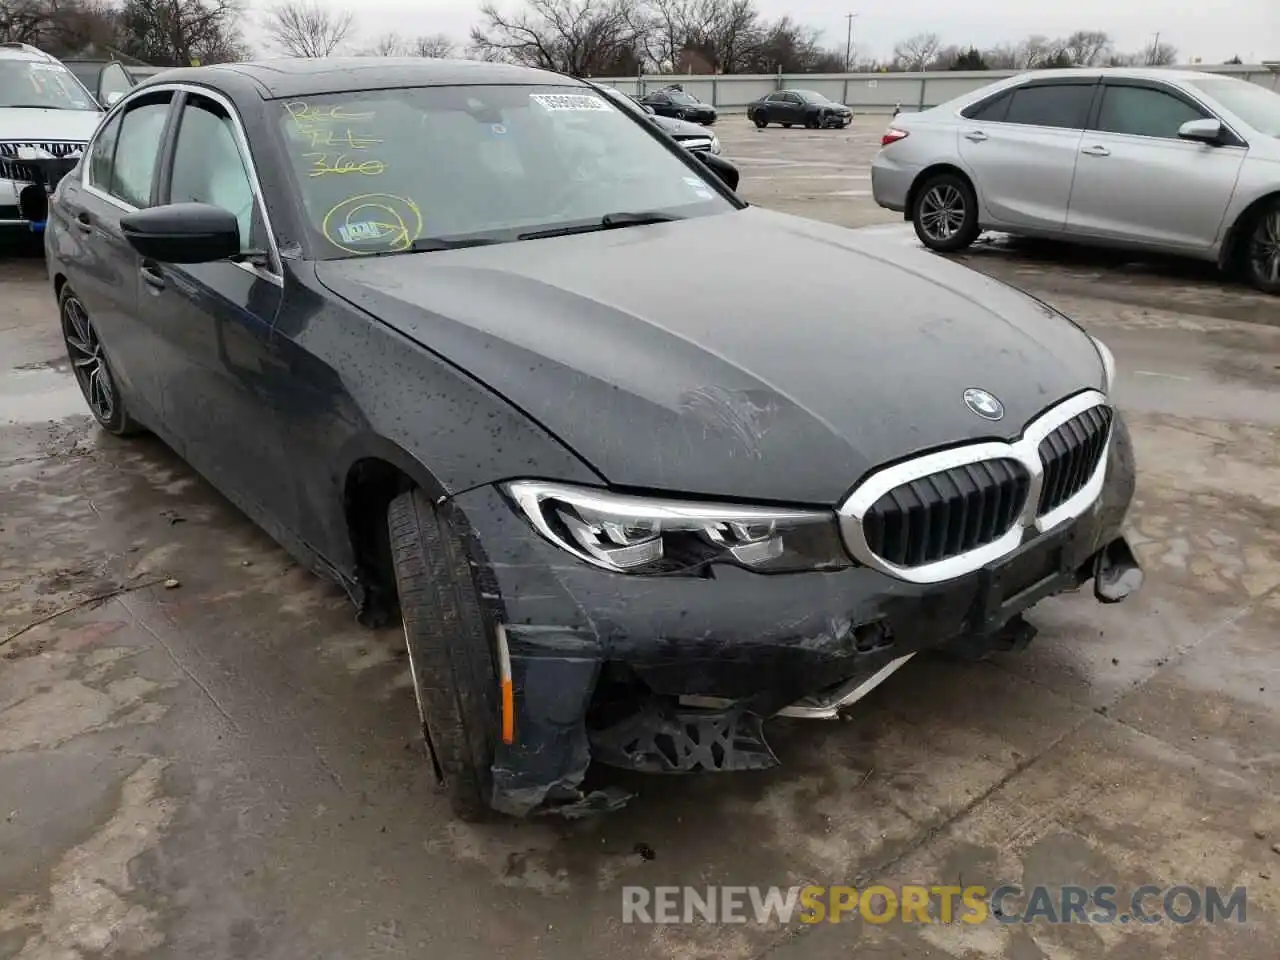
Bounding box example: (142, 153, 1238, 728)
(453, 415, 1139, 816)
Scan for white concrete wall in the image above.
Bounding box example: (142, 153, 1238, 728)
(594, 65, 1280, 114)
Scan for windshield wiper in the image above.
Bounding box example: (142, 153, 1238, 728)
(519, 211, 684, 241)
(408, 236, 502, 252)
(3, 104, 63, 109)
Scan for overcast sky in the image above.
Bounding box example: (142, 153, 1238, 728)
(243, 0, 1278, 66)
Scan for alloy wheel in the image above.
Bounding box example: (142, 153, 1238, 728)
(63, 296, 115, 423)
(1250, 209, 1280, 287)
(919, 184, 967, 242)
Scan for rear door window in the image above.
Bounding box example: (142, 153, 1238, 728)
(962, 90, 1011, 122)
(1003, 84, 1093, 130)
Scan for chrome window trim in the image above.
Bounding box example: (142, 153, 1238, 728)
(80, 81, 284, 287)
(837, 389, 1112, 584)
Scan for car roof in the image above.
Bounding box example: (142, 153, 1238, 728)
(135, 57, 580, 100)
(0, 42, 56, 62)
(1001, 66, 1229, 84)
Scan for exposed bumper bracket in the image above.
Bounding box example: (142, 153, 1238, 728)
(590, 703, 779, 774)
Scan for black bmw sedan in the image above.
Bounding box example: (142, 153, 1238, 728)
(46, 57, 1141, 821)
(639, 85, 717, 124)
(748, 89, 854, 128)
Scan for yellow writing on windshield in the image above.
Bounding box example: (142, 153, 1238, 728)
(284, 101, 376, 123)
(300, 128, 384, 149)
(322, 194, 423, 254)
(303, 153, 386, 177)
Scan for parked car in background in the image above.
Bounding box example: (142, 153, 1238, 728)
(639, 84, 717, 125)
(62, 58, 142, 107)
(748, 89, 853, 129)
(872, 68, 1280, 294)
(1, 42, 102, 237)
(596, 85, 721, 154)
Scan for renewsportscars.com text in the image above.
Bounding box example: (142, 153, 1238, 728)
(621, 884, 1248, 925)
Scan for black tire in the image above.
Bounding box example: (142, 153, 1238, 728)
(387, 489, 498, 821)
(1241, 198, 1280, 295)
(806, 112, 819, 129)
(59, 285, 145, 436)
(754, 114, 767, 128)
(911, 172, 981, 253)
(782, 122, 792, 128)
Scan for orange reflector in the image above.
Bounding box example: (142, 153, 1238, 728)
(501, 679, 515, 744)
(496, 624, 515, 744)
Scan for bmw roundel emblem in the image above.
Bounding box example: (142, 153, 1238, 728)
(963, 388, 1004, 421)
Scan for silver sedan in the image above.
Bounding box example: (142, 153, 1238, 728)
(871, 68, 1280, 294)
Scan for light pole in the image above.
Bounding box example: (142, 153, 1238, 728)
(845, 13, 858, 72)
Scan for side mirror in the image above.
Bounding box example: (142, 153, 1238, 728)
(1177, 118, 1224, 144)
(697, 151, 740, 192)
(104, 90, 124, 106)
(120, 202, 241, 263)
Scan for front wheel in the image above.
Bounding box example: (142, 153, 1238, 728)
(388, 489, 499, 821)
(1242, 200, 1280, 295)
(753, 112, 767, 128)
(911, 173, 980, 253)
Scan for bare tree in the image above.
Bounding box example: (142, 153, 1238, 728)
(365, 30, 404, 55)
(119, 0, 248, 65)
(410, 32, 454, 57)
(470, 0, 645, 76)
(982, 42, 1018, 69)
(1061, 29, 1110, 66)
(1014, 34, 1057, 68)
(1, 0, 121, 52)
(264, 1, 352, 57)
(891, 32, 940, 71)
(644, 0, 758, 74)
(1143, 39, 1177, 65)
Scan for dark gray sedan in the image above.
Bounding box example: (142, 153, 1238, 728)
(45, 57, 1141, 821)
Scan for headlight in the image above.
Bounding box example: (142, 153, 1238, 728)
(709, 135, 721, 155)
(503, 480, 851, 575)
(1090, 335, 1116, 392)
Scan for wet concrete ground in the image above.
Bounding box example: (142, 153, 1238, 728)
(2, 116, 1279, 959)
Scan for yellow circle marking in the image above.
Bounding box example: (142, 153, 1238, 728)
(321, 193, 424, 254)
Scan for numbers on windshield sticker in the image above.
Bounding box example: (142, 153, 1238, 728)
(530, 93, 612, 113)
(322, 194, 423, 254)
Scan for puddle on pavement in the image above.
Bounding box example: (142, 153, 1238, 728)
(1, 363, 88, 425)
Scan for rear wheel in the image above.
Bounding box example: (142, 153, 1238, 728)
(59, 285, 144, 436)
(782, 122, 792, 128)
(911, 172, 980, 253)
(1242, 200, 1280, 295)
(387, 489, 499, 821)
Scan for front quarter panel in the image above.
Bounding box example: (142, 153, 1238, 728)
(269, 263, 603, 574)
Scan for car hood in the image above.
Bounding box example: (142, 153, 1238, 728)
(651, 114, 711, 138)
(0, 107, 102, 143)
(315, 208, 1104, 505)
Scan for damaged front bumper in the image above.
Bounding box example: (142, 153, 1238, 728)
(448, 414, 1140, 818)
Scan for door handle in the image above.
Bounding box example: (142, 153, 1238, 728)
(75, 211, 93, 233)
(1080, 145, 1111, 157)
(964, 130, 988, 142)
(139, 263, 166, 291)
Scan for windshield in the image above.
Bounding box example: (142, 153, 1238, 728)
(277, 84, 734, 258)
(0, 58, 98, 110)
(796, 91, 831, 103)
(1188, 78, 1280, 137)
(668, 91, 699, 104)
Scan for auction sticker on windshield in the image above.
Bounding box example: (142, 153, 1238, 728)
(530, 93, 613, 112)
